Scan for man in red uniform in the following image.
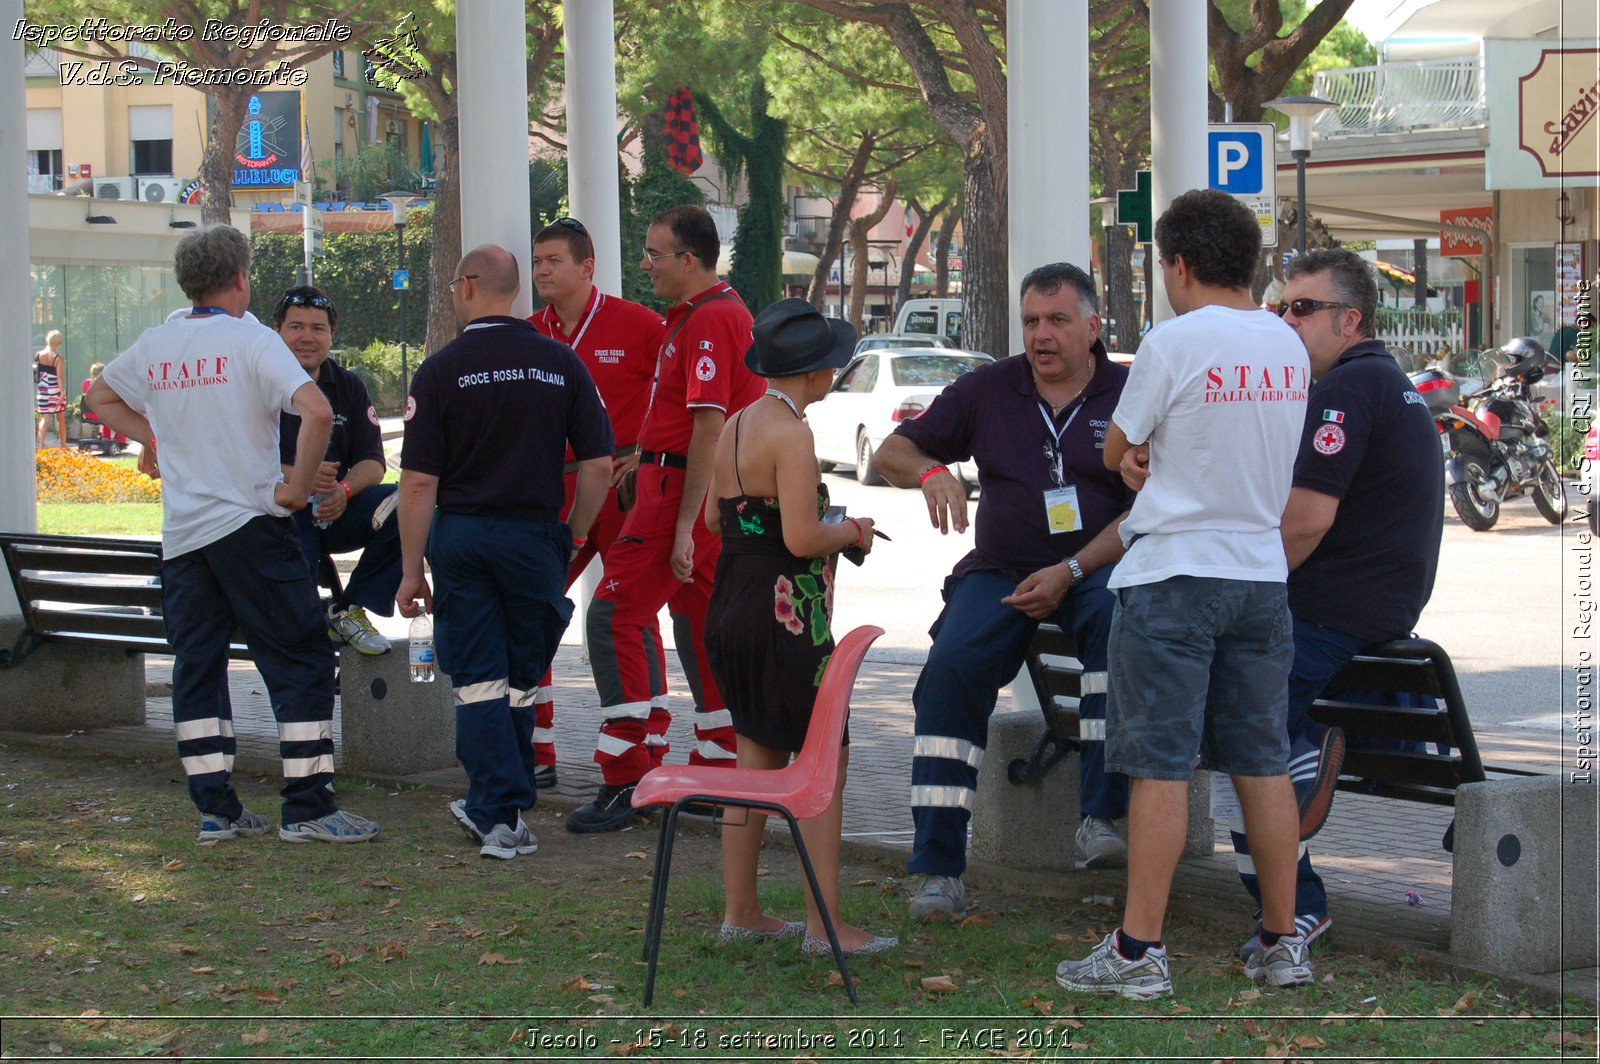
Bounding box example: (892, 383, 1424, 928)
(567, 204, 763, 833)
(527, 218, 665, 789)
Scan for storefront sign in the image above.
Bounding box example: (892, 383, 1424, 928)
(231, 91, 303, 190)
(1557, 242, 1586, 328)
(1486, 40, 1600, 189)
(1440, 206, 1493, 257)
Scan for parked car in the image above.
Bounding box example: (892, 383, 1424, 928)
(807, 347, 994, 495)
(892, 298, 964, 346)
(852, 333, 954, 358)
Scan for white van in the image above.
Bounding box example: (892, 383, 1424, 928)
(893, 298, 963, 346)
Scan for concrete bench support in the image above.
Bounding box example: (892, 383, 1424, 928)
(1451, 775, 1598, 973)
(337, 640, 458, 779)
(971, 708, 1214, 873)
(0, 620, 145, 731)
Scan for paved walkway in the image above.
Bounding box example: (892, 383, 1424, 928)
(123, 644, 1591, 984)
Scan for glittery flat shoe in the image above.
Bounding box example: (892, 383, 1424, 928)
(718, 920, 806, 943)
(801, 933, 898, 956)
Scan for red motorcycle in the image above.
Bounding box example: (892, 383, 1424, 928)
(1420, 338, 1566, 532)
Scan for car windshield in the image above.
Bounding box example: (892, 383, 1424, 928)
(890, 354, 989, 387)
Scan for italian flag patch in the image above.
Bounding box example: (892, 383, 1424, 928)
(1322, 409, 1345, 423)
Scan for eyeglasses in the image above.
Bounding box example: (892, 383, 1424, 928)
(277, 291, 334, 313)
(642, 248, 687, 263)
(1276, 297, 1352, 318)
(552, 217, 588, 235)
(446, 273, 479, 293)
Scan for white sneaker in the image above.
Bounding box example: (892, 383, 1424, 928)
(449, 798, 484, 842)
(479, 819, 539, 860)
(328, 605, 391, 655)
(907, 875, 966, 919)
(1074, 815, 1128, 870)
(1244, 932, 1314, 987)
(1056, 932, 1173, 1000)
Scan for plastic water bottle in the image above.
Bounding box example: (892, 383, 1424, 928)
(409, 613, 435, 683)
(310, 491, 332, 530)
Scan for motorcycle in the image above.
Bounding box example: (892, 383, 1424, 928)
(1415, 338, 1566, 532)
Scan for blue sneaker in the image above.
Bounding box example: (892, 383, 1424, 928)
(279, 809, 380, 843)
(197, 807, 272, 843)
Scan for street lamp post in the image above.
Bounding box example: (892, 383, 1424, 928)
(1264, 96, 1334, 257)
(383, 191, 421, 396)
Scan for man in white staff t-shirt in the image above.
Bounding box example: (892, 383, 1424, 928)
(90, 224, 379, 847)
(1055, 190, 1310, 1001)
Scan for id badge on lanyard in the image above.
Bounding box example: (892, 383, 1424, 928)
(1040, 402, 1084, 534)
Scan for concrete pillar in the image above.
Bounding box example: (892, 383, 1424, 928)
(1007, 0, 1091, 354)
(564, 0, 624, 298)
(455, 0, 535, 317)
(0, 0, 37, 619)
(1149, 0, 1210, 323)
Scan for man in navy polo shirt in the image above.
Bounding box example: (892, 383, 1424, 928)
(1228, 247, 1445, 957)
(276, 286, 401, 656)
(874, 263, 1134, 918)
(395, 245, 614, 860)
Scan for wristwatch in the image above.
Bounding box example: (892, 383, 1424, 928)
(1065, 556, 1085, 587)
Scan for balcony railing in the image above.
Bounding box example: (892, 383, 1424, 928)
(1312, 57, 1486, 138)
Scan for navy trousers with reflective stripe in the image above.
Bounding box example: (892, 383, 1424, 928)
(161, 514, 338, 825)
(908, 566, 1125, 877)
(429, 512, 573, 834)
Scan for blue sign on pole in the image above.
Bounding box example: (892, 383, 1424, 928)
(1207, 123, 1278, 247)
(392, 269, 410, 290)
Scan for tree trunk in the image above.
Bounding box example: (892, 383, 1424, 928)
(424, 111, 461, 355)
(199, 88, 249, 226)
(1097, 154, 1141, 354)
(934, 202, 957, 298)
(805, 133, 875, 308)
(894, 195, 949, 318)
(846, 181, 896, 331)
(959, 136, 1007, 356)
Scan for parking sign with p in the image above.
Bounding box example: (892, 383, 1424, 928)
(1208, 123, 1278, 247)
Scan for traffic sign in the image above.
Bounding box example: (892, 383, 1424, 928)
(1207, 122, 1278, 247)
(392, 269, 410, 290)
(303, 205, 324, 258)
(1115, 170, 1153, 245)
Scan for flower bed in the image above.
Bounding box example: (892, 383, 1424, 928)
(36, 449, 161, 505)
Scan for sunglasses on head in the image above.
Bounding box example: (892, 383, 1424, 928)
(278, 291, 334, 313)
(1275, 297, 1351, 318)
(553, 217, 588, 235)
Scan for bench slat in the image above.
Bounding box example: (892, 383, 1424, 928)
(1335, 778, 1459, 806)
(1309, 699, 1457, 743)
(1341, 747, 1478, 790)
(19, 579, 163, 609)
(8, 546, 161, 578)
(41, 630, 253, 660)
(1326, 655, 1446, 697)
(30, 608, 170, 641)
(1032, 624, 1077, 659)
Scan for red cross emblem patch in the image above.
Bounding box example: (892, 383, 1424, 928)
(1313, 423, 1346, 455)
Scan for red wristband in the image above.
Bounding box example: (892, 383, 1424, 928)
(845, 518, 864, 546)
(571, 537, 587, 549)
(919, 464, 949, 486)
(339, 481, 351, 501)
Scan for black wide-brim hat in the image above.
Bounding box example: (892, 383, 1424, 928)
(744, 297, 857, 378)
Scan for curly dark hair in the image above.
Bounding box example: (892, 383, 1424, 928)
(1154, 189, 1261, 290)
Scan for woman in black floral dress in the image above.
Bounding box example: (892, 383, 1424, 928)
(703, 299, 896, 956)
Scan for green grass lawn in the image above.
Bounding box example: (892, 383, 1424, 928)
(0, 745, 1591, 1059)
(37, 503, 162, 537)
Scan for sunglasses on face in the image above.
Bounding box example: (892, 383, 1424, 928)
(1276, 297, 1351, 318)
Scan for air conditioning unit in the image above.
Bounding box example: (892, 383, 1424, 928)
(139, 178, 186, 203)
(93, 177, 136, 200)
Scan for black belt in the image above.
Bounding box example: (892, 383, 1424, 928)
(638, 450, 688, 470)
(563, 443, 639, 475)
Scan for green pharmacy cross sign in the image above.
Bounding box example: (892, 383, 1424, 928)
(1116, 170, 1154, 246)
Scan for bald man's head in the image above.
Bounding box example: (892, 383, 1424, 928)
(458, 245, 519, 296)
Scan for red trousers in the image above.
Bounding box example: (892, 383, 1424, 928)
(531, 473, 636, 768)
(585, 464, 734, 785)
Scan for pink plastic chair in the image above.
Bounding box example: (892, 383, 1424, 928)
(632, 624, 884, 1006)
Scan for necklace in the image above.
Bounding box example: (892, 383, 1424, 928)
(765, 388, 802, 420)
(1038, 359, 1092, 416)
